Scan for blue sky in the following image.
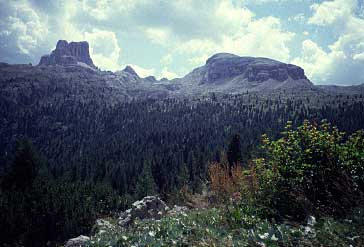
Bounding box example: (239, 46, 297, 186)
(0, 0, 364, 85)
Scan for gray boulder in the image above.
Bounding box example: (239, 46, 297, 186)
(118, 196, 169, 226)
(64, 235, 90, 247)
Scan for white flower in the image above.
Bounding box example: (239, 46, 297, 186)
(122, 235, 128, 240)
(271, 234, 278, 241)
(148, 231, 156, 237)
(258, 232, 269, 239)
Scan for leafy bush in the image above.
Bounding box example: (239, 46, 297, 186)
(251, 120, 364, 220)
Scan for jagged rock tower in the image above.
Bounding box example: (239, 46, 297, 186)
(38, 40, 96, 69)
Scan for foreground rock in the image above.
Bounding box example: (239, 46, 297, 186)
(64, 196, 187, 245)
(118, 196, 170, 226)
(64, 235, 90, 247)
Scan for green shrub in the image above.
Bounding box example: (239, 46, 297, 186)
(251, 120, 364, 220)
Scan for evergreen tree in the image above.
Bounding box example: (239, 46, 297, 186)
(227, 134, 242, 168)
(2, 139, 39, 191)
(134, 161, 157, 199)
(177, 162, 189, 188)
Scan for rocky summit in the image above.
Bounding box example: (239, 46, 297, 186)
(203, 53, 307, 83)
(38, 40, 96, 69)
(2, 40, 362, 104)
(175, 53, 314, 95)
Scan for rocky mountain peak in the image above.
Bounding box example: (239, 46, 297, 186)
(145, 75, 157, 82)
(56, 40, 68, 50)
(38, 40, 96, 69)
(122, 65, 139, 77)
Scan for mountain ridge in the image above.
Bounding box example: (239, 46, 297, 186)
(1, 40, 363, 98)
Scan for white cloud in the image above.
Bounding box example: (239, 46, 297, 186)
(0, 1, 48, 54)
(160, 67, 179, 80)
(288, 13, 306, 23)
(175, 15, 294, 67)
(293, 30, 364, 84)
(292, 40, 333, 82)
(308, 0, 356, 26)
(144, 27, 170, 45)
(85, 29, 121, 71)
(353, 52, 364, 61)
(293, 0, 364, 84)
(81, 0, 110, 20)
(160, 54, 173, 66)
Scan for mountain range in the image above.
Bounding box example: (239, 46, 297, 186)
(2, 40, 363, 105)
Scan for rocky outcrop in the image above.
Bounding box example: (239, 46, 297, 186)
(38, 40, 96, 69)
(122, 65, 139, 77)
(118, 196, 169, 226)
(145, 75, 157, 82)
(64, 235, 90, 247)
(63, 197, 189, 246)
(202, 53, 307, 84)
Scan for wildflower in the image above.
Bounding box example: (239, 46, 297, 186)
(258, 232, 269, 239)
(270, 234, 278, 241)
(148, 231, 156, 237)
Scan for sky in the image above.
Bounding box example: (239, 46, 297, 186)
(0, 0, 364, 85)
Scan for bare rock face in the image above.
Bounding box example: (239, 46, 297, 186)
(38, 40, 96, 69)
(122, 65, 139, 77)
(201, 53, 307, 84)
(145, 75, 157, 82)
(118, 196, 169, 226)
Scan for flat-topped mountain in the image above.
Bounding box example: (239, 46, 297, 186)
(174, 53, 314, 94)
(203, 53, 307, 83)
(38, 40, 96, 69)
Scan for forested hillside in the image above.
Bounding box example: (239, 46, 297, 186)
(1, 91, 363, 196)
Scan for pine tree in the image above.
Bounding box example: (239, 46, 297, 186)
(2, 139, 39, 192)
(227, 134, 242, 168)
(134, 161, 157, 199)
(177, 162, 189, 188)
